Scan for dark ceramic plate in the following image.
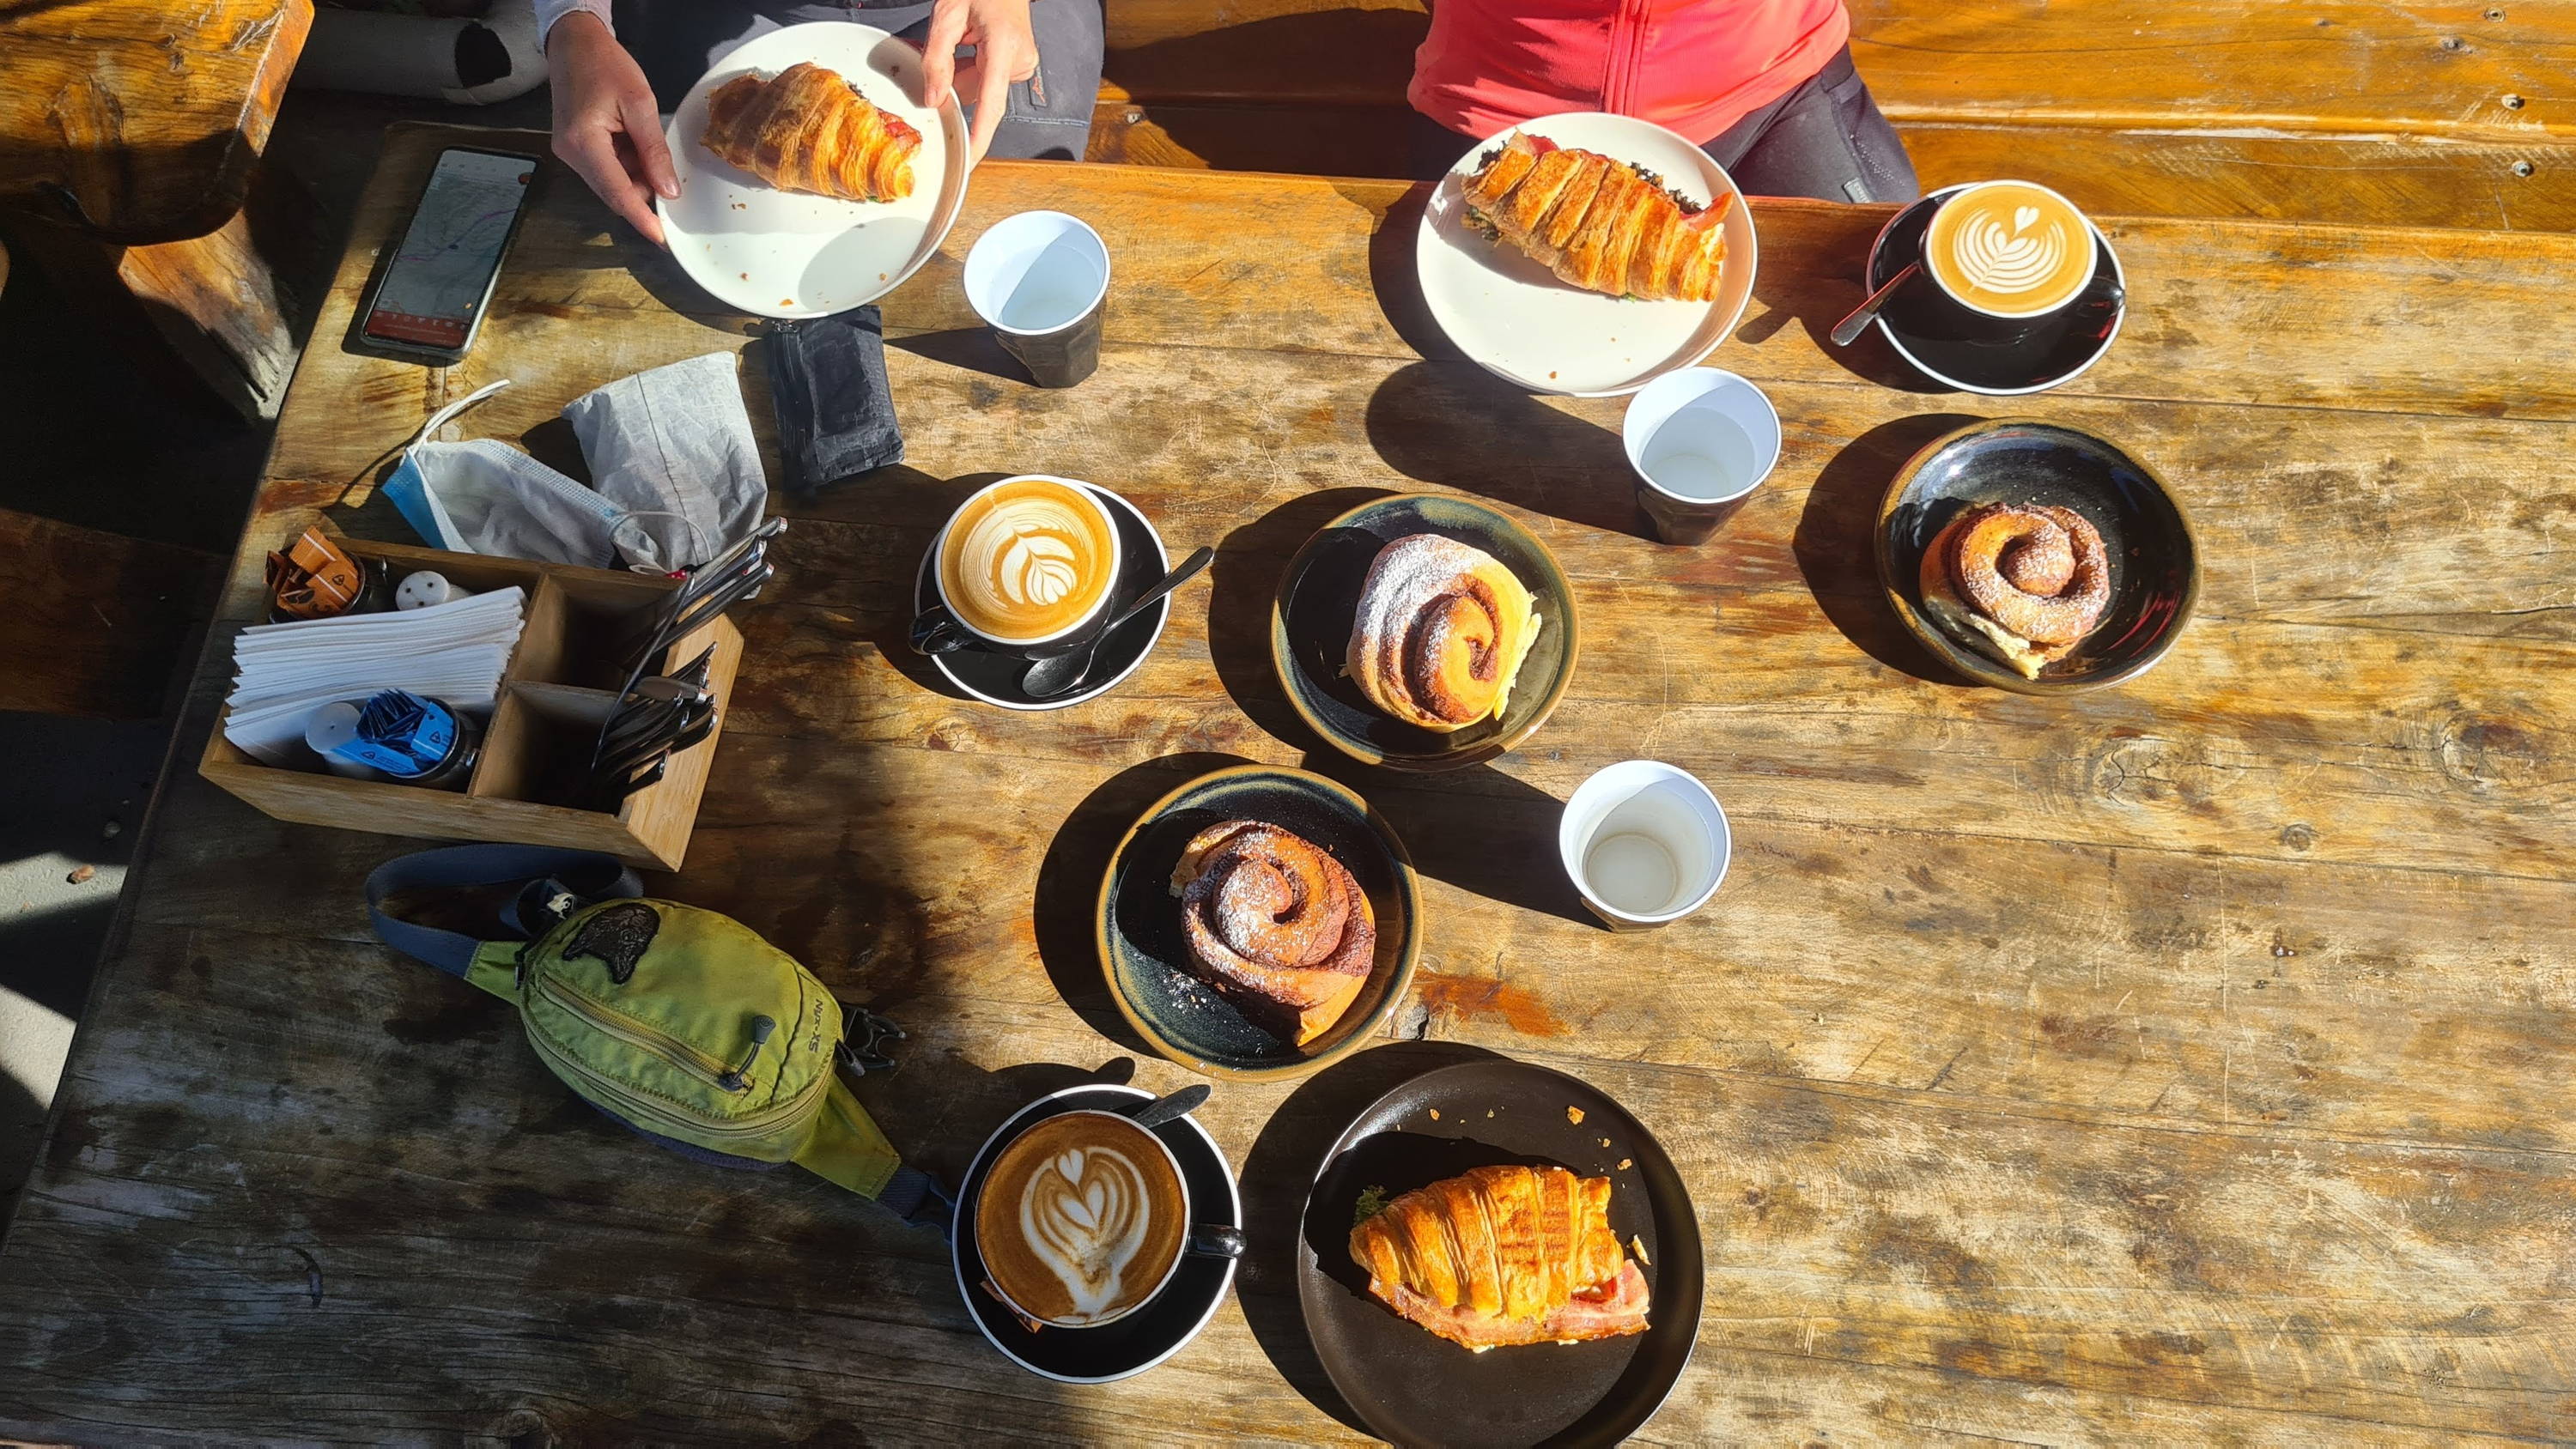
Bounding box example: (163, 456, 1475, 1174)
(911, 482, 1172, 711)
(951, 1082, 1241, 1382)
(1866, 185, 2127, 396)
(1271, 494, 1579, 771)
(1297, 1058, 1703, 1448)
(1097, 764, 1420, 1081)
(1876, 419, 2198, 694)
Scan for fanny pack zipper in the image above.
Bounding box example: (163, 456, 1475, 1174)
(532, 975, 829, 1139)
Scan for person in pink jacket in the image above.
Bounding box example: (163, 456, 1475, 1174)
(1408, 0, 1916, 203)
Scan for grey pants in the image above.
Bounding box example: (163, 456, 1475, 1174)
(619, 0, 1103, 161)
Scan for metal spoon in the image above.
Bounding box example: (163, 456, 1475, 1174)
(1123, 1083, 1211, 1130)
(1019, 547, 1215, 700)
(1829, 261, 1921, 347)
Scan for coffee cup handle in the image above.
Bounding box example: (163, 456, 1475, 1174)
(909, 604, 973, 656)
(1186, 1223, 1247, 1259)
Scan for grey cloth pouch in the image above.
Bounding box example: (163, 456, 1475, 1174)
(561, 352, 769, 571)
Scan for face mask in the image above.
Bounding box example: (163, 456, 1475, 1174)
(380, 380, 710, 573)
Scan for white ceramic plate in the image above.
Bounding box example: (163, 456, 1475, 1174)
(1416, 112, 1759, 397)
(658, 21, 969, 318)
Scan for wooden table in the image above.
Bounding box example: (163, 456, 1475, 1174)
(3, 124, 2571, 1444)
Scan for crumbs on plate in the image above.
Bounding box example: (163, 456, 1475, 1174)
(1618, 1157, 1632, 1170)
(1428, 1108, 1439, 1120)
(1566, 1106, 1585, 1125)
(1631, 1234, 1649, 1264)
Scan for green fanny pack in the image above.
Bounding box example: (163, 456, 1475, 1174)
(367, 845, 946, 1228)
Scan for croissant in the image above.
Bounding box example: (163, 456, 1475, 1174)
(1350, 1165, 1650, 1350)
(1168, 821, 1374, 1046)
(701, 62, 920, 203)
(1346, 534, 1541, 731)
(1461, 133, 1730, 301)
(1917, 502, 2111, 679)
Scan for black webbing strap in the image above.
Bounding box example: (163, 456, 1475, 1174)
(365, 844, 641, 977)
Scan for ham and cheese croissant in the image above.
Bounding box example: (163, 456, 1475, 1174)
(701, 62, 920, 203)
(1346, 534, 1541, 732)
(1350, 1165, 1650, 1350)
(1461, 133, 1730, 301)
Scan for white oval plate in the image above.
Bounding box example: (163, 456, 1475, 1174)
(658, 21, 969, 318)
(1416, 112, 1759, 397)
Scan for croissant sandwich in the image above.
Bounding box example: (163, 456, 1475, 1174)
(702, 62, 920, 203)
(1169, 821, 1375, 1046)
(1917, 501, 2111, 679)
(1346, 534, 1541, 732)
(1461, 133, 1731, 301)
(1350, 1165, 1650, 1350)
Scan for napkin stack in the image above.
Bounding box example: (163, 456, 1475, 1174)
(222, 586, 527, 766)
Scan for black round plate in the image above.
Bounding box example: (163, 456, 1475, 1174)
(1867, 185, 2126, 396)
(912, 483, 1171, 711)
(1875, 419, 2199, 694)
(1270, 494, 1578, 771)
(1098, 765, 1420, 1079)
(951, 1082, 1241, 1383)
(1297, 1059, 1704, 1448)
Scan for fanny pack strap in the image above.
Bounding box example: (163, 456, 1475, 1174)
(367, 844, 642, 997)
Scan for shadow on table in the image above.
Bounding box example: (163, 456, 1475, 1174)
(1208, 487, 1394, 752)
(1794, 412, 1983, 684)
(886, 325, 1030, 386)
(1031, 753, 1259, 1055)
(1237, 1039, 1512, 1435)
(1297, 751, 1593, 929)
(1741, 223, 1952, 396)
(1364, 363, 1643, 538)
(1363, 184, 1461, 364)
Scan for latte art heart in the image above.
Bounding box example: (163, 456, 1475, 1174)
(1022, 1145, 1155, 1322)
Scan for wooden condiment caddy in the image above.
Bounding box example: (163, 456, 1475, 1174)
(198, 537, 742, 870)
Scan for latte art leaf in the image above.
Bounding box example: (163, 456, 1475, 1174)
(1000, 529, 1081, 606)
(1021, 1144, 1155, 1322)
(1952, 209, 2068, 296)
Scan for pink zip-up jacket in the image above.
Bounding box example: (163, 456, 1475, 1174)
(1411, 0, 1850, 146)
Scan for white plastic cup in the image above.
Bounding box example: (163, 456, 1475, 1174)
(1621, 368, 1782, 545)
(1557, 761, 1731, 931)
(962, 211, 1110, 387)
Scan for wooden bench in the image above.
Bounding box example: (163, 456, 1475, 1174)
(0, 511, 217, 720)
(1088, 0, 2576, 229)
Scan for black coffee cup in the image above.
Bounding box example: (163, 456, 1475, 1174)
(1893, 181, 2124, 347)
(963, 210, 1109, 390)
(909, 475, 1127, 659)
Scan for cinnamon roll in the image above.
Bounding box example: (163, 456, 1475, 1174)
(1346, 535, 1542, 731)
(1917, 502, 2111, 679)
(1168, 820, 1375, 1046)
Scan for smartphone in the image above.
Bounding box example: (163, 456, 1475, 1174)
(357, 146, 541, 366)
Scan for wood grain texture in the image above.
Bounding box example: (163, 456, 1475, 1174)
(1088, 0, 2576, 227)
(0, 126, 2569, 1445)
(0, 0, 313, 243)
(0, 508, 216, 718)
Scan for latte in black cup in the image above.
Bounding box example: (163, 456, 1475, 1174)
(975, 1109, 1189, 1329)
(1923, 180, 2097, 319)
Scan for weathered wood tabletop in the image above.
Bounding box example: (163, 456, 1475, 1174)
(0, 0, 311, 242)
(3, 124, 2572, 1444)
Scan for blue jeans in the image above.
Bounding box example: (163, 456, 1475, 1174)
(619, 0, 1103, 161)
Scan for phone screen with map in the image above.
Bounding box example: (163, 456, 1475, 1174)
(361, 148, 538, 361)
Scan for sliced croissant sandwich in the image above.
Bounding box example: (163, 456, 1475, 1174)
(702, 62, 920, 203)
(1349, 1164, 1650, 1350)
(1461, 132, 1730, 301)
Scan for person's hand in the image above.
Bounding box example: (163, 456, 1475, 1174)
(548, 12, 677, 246)
(920, 0, 1041, 163)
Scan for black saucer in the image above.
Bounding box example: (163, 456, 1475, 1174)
(951, 1083, 1242, 1383)
(912, 484, 1172, 711)
(1867, 186, 2127, 395)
